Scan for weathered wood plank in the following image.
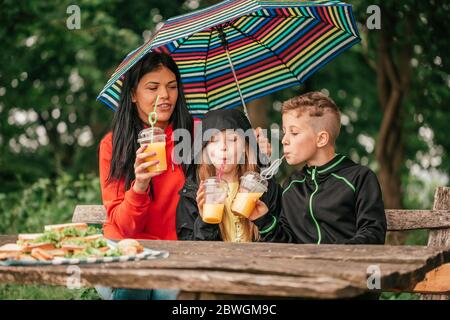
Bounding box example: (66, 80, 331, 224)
(134, 240, 450, 265)
(0, 266, 364, 299)
(386, 209, 450, 231)
(1, 236, 448, 265)
(428, 187, 450, 248)
(420, 187, 450, 299)
(82, 255, 434, 291)
(0, 255, 435, 296)
(70, 205, 450, 232)
(414, 264, 450, 294)
(2, 235, 450, 296)
(72, 205, 106, 224)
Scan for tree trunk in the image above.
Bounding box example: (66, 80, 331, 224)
(374, 11, 412, 244)
(247, 96, 270, 129)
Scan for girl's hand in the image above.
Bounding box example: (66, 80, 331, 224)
(133, 145, 163, 193)
(255, 127, 271, 158)
(196, 180, 205, 217)
(248, 200, 269, 221)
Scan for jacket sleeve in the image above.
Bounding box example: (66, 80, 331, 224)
(337, 169, 387, 245)
(99, 137, 152, 238)
(253, 178, 296, 243)
(176, 190, 221, 241)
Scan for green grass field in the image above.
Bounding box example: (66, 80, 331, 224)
(0, 284, 101, 300)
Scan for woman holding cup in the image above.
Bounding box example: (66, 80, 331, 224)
(98, 52, 195, 300)
(99, 52, 194, 241)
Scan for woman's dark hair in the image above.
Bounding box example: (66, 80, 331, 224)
(107, 52, 193, 193)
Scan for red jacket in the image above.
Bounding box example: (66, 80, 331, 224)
(99, 124, 185, 240)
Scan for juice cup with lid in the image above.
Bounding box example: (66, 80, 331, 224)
(202, 177, 228, 224)
(231, 172, 268, 218)
(137, 127, 167, 173)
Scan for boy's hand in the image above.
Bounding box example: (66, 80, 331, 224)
(248, 200, 269, 221)
(196, 180, 205, 217)
(255, 127, 271, 158)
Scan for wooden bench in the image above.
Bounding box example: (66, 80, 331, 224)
(72, 187, 450, 299)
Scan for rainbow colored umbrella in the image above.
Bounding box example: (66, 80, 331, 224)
(98, 0, 360, 118)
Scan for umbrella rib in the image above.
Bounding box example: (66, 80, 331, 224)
(229, 22, 301, 83)
(204, 30, 214, 111)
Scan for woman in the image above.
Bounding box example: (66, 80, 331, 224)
(98, 52, 193, 299)
(99, 52, 193, 241)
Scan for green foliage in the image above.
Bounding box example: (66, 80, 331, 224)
(0, 284, 101, 300)
(380, 292, 419, 300)
(0, 173, 101, 234)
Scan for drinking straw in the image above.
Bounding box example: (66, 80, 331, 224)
(217, 161, 225, 182)
(148, 95, 159, 144)
(260, 155, 285, 180)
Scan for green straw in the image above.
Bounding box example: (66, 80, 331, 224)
(148, 95, 159, 144)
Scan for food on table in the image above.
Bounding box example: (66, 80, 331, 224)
(0, 244, 23, 260)
(117, 239, 144, 256)
(0, 223, 146, 262)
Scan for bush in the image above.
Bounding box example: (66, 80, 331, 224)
(0, 173, 102, 234)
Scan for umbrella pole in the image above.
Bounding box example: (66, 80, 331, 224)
(218, 27, 251, 124)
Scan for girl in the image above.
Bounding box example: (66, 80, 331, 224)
(176, 109, 282, 242)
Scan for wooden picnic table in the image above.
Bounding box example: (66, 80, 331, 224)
(1, 235, 449, 299)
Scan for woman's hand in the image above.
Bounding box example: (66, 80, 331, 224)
(248, 200, 269, 221)
(255, 127, 271, 158)
(196, 180, 205, 217)
(133, 145, 163, 193)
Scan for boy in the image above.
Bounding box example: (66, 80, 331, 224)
(253, 92, 386, 244)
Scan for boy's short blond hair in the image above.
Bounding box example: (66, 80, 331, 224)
(282, 91, 341, 145)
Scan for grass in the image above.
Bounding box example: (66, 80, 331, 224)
(0, 284, 101, 300)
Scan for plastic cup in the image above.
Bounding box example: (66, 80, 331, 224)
(137, 127, 167, 173)
(231, 172, 268, 218)
(202, 177, 228, 224)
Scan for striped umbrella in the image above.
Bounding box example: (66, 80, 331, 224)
(98, 0, 360, 118)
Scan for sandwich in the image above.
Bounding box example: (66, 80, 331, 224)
(44, 223, 88, 232)
(0, 243, 23, 260)
(117, 239, 144, 256)
(1, 222, 145, 262)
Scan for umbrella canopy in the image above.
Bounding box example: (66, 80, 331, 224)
(98, 0, 360, 117)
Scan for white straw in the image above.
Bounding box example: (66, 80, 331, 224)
(260, 155, 285, 180)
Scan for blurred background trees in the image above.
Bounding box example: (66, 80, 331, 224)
(0, 0, 449, 235)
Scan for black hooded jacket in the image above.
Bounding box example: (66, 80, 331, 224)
(176, 174, 282, 241)
(176, 109, 282, 241)
(253, 154, 387, 244)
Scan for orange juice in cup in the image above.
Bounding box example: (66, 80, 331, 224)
(202, 203, 225, 224)
(202, 177, 228, 224)
(231, 172, 268, 218)
(137, 127, 167, 173)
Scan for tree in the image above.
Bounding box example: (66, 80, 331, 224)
(0, 0, 192, 192)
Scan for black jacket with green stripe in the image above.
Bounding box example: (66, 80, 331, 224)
(253, 154, 387, 244)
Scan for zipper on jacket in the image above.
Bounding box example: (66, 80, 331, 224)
(309, 167, 322, 245)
